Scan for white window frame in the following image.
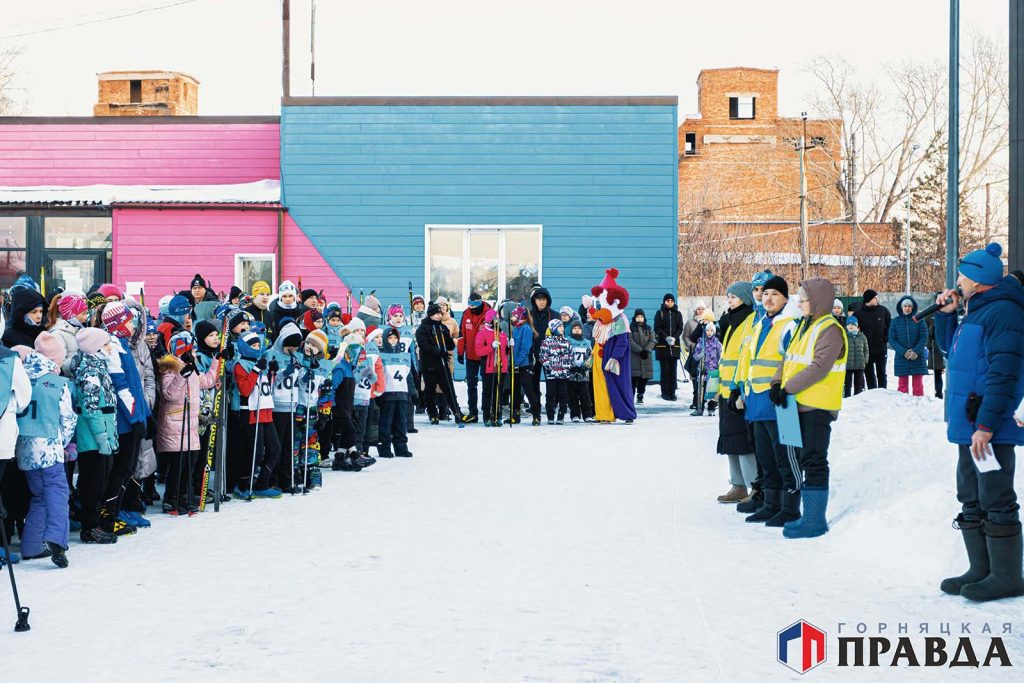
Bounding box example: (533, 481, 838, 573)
(234, 253, 277, 294)
(424, 224, 543, 311)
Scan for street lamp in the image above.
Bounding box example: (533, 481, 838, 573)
(905, 143, 920, 293)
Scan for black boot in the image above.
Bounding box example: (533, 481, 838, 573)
(736, 486, 763, 513)
(960, 521, 1024, 602)
(765, 490, 801, 527)
(745, 489, 781, 523)
(940, 515, 989, 595)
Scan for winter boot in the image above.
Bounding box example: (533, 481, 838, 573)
(707, 400, 717, 417)
(736, 486, 764, 514)
(100, 508, 137, 535)
(395, 443, 413, 458)
(21, 546, 52, 561)
(690, 407, 703, 417)
(940, 515, 990, 595)
(766, 491, 802, 527)
(783, 486, 830, 538)
(119, 510, 151, 528)
(43, 541, 68, 569)
(532, 416, 542, 426)
(716, 485, 747, 504)
(252, 487, 283, 499)
(745, 489, 782, 523)
(352, 450, 376, 468)
(142, 476, 160, 505)
(430, 417, 440, 425)
(378, 442, 394, 459)
(960, 521, 1024, 602)
(332, 455, 361, 472)
(461, 413, 479, 424)
(79, 527, 117, 544)
(232, 486, 254, 501)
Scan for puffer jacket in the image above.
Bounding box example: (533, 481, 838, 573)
(566, 334, 593, 382)
(154, 354, 219, 454)
(845, 331, 869, 371)
(71, 350, 119, 456)
(539, 334, 573, 380)
(654, 304, 684, 360)
(936, 275, 1024, 446)
(629, 312, 656, 379)
(3, 286, 46, 349)
(474, 322, 510, 374)
(15, 352, 76, 471)
(888, 296, 928, 377)
(49, 317, 83, 376)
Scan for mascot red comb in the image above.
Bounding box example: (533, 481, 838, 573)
(583, 268, 637, 423)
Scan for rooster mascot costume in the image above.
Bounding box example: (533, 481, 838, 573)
(583, 268, 637, 423)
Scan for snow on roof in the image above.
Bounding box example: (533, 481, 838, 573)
(0, 179, 280, 206)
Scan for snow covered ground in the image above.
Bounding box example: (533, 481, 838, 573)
(2, 368, 1022, 682)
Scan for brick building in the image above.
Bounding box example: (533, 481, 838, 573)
(677, 67, 900, 295)
(93, 70, 199, 116)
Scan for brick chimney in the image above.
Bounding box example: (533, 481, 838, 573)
(93, 71, 199, 116)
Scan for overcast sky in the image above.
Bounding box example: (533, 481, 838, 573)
(1, 0, 1010, 117)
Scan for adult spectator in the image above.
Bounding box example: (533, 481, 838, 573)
(889, 296, 928, 397)
(936, 243, 1024, 602)
(855, 289, 891, 389)
(654, 293, 684, 402)
(457, 292, 492, 423)
(529, 286, 555, 408)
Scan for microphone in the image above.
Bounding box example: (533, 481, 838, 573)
(913, 290, 959, 323)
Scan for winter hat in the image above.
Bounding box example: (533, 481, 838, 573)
(467, 292, 484, 309)
(364, 294, 382, 313)
(763, 275, 789, 299)
(385, 327, 401, 342)
(305, 329, 329, 355)
(412, 294, 425, 307)
(426, 303, 442, 317)
(833, 298, 843, 311)
(548, 319, 564, 334)
(279, 280, 297, 296)
(558, 305, 574, 318)
(34, 331, 66, 368)
(511, 304, 528, 323)
(484, 309, 497, 323)
(663, 293, 676, 304)
(366, 327, 383, 345)
(190, 274, 207, 290)
(348, 317, 367, 334)
(98, 283, 123, 300)
(238, 331, 263, 360)
(229, 309, 251, 333)
(958, 242, 1005, 286)
(324, 303, 343, 321)
(706, 322, 717, 335)
(300, 288, 318, 303)
(228, 285, 243, 302)
(862, 289, 879, 305)
(145, 319, 158, 335)
(751, 270, 773, 288)
(76, 327, 109, 355)
(387, 304, 405, 320)
(692, 299, 707, 310)
(193, 320, 219, 348)
(303, 309, 323, 331)
(167, 294, 191, 318)
(158, 294, 174, 316)
(847, 316, 859, 327)
(435, 296, 450, 308)
(726, 281, 755, 307)
(341, 313, 353, 325)
(701, 310, 716, 322)
(252, 281, 271, 297)
(168, 331, 195, 358)
(102, 301, 135, 338)
(58, 294, 88, 321)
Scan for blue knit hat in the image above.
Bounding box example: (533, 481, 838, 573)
(726, 281, 755, 307)
(958, 242, 1005, 286)
(846, 316, 859, 327)
(751, 270, 773, 288)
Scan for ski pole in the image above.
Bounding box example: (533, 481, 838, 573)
(289, 361, 297, 494)
(0, 484, 31, 632)
(174, 390, 188, 515)
(245, 369, 265, 501)
(302, 369, 312, 494)
(185, 387, 194, 516)
(508, 330, 515, 427)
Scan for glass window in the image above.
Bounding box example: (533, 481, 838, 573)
(0, 249, 27, 289)
(0, 217, 27, 249)
(469, 231, 499, 303)
(729, 96, 755, 120)
(235, 254, 275, 296)
(44, 216, 112, 249)
(505, 230, 540, 302)
(428, 230, 463, 304)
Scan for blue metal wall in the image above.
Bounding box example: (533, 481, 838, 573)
(280, 104, 678, 315)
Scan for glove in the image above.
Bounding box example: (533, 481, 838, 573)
(458, 354, 464, 365)
(117, 388, 136, 416)
(728, 387, 741, 412)
(180, 362, 195, 377)
(130, 421, 146, 440)
(268, 359, 280, 374)
(640, 350, 649, 360)
(146, 415, 158, 441)
(64, 442, 78, 463)
(492, 340, 500, 349)
(605, 358, 620, 375)
(256, 356, 268, 371)
(769, 384, 788, 408)
(310, 358, 320, 370)
(509, 337, 515, 347)
(218, 344, 234, 360)
(907, 351, 918, 360)
(666, 336, 676, 346)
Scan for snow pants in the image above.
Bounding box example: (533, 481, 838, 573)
(104, 425, 143, 514)
(481, 373, 509, 424)
(76, 450, 112, 532)
(797, 408, 834, 488)
(378, 398, 409, 454)
(22, 463, 70, 555)
(353, 405, 369, 453)
(567, 380, 593, 420)
(161, 449, 199, 505)
(957, 444, 1019, 525)
(545, 378, 569, 420)
(512, 369, 541, 420)
(245, 421, 281, 491)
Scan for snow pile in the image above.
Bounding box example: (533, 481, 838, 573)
(0, 179, 280, 205)
(1, 379, 1021, 679)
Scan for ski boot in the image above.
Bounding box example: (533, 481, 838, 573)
(430, 417, 440, 425)
(100, 508, 137, 534)
(461, 413, 479, 424)
(378, 442, 395, 459)
(351, 448, 376, 468)
(252, 487, 283, 499)
(43, 541, 68, 569)
(332, 455, 361, 472)
(532, 417, 541, 426)
(79, 527, 116, 544)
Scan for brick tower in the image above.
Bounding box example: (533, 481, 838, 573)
(93, 71, 199, 116)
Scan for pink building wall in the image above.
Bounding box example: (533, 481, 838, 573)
(0, 121, 280, 185)
(113, 208, 351, 313)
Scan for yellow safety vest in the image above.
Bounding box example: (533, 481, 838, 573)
(780, 315, 848, 411)
(718, 311, 756, 398)
(744, 315, 794, 395)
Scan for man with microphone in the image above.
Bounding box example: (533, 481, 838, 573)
(934, 242, 1024, 602)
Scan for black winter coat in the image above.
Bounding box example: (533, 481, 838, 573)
(530, 287, 554, 359)
(717, 400, 755, 455)
(853, 302, 891, 359)
(415, 318, 455, 374)
(2, 286, 46, 349)
(653, 304, 684, 360)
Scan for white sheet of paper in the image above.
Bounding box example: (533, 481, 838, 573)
(126, 281, 145, 296)
(974, 445, 1002, 473)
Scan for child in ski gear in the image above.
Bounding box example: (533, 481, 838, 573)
(16, 343, 77, 568)
(566, 321, 594, 422)
(292, 329, 329, 490)
(303, 309, 324, 333)
(3, 286, 46, 349)
(268, 322, 302, 490)
(71, 328, 119, 544)
(378, 328, 413, 458)
(410, 294, 426, 327)
(889, 295, 928, 397)
(232, 331, 281, 498)
(156, 294, 191, 354)
(629, 309, 656, 405)
(51, 293, 90, 376)
(474, 309, 510, 426)
(691, 322, 722, 416)
(331, 335, 379, 471)
(844, 316, 868, 397)
(509, 304, 540, 425)
(540, 319, 572, 423)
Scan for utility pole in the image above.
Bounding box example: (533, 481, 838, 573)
(848, 133, 859, 294)
(282, 0, 291, 99)
(798, 113, 810, 279)
(905, 143, 920, 293)
(984, 181, 991, 243)
(310, 0, 317, 95)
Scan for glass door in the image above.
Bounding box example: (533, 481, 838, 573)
(45, 250, 107, 294)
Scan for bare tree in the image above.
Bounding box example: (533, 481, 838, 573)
(0, 47, 24, 116)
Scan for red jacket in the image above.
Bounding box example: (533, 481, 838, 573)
(457, 302, 492, 361)
(474, 323, 510, 374)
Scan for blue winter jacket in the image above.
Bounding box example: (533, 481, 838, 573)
(889, 296, 929, 377)
(511, 323, 534, 368)
(935, 275, 1024, 445)
(111, 337, 151, 434)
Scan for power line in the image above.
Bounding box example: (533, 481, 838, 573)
(0, 0, 201, 40)
(681, 183, 834, 219)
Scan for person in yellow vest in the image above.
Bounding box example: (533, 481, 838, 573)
(769, 277, 848, 539)
(735, 275, 801, 524)
(715, 281, 758, 504)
